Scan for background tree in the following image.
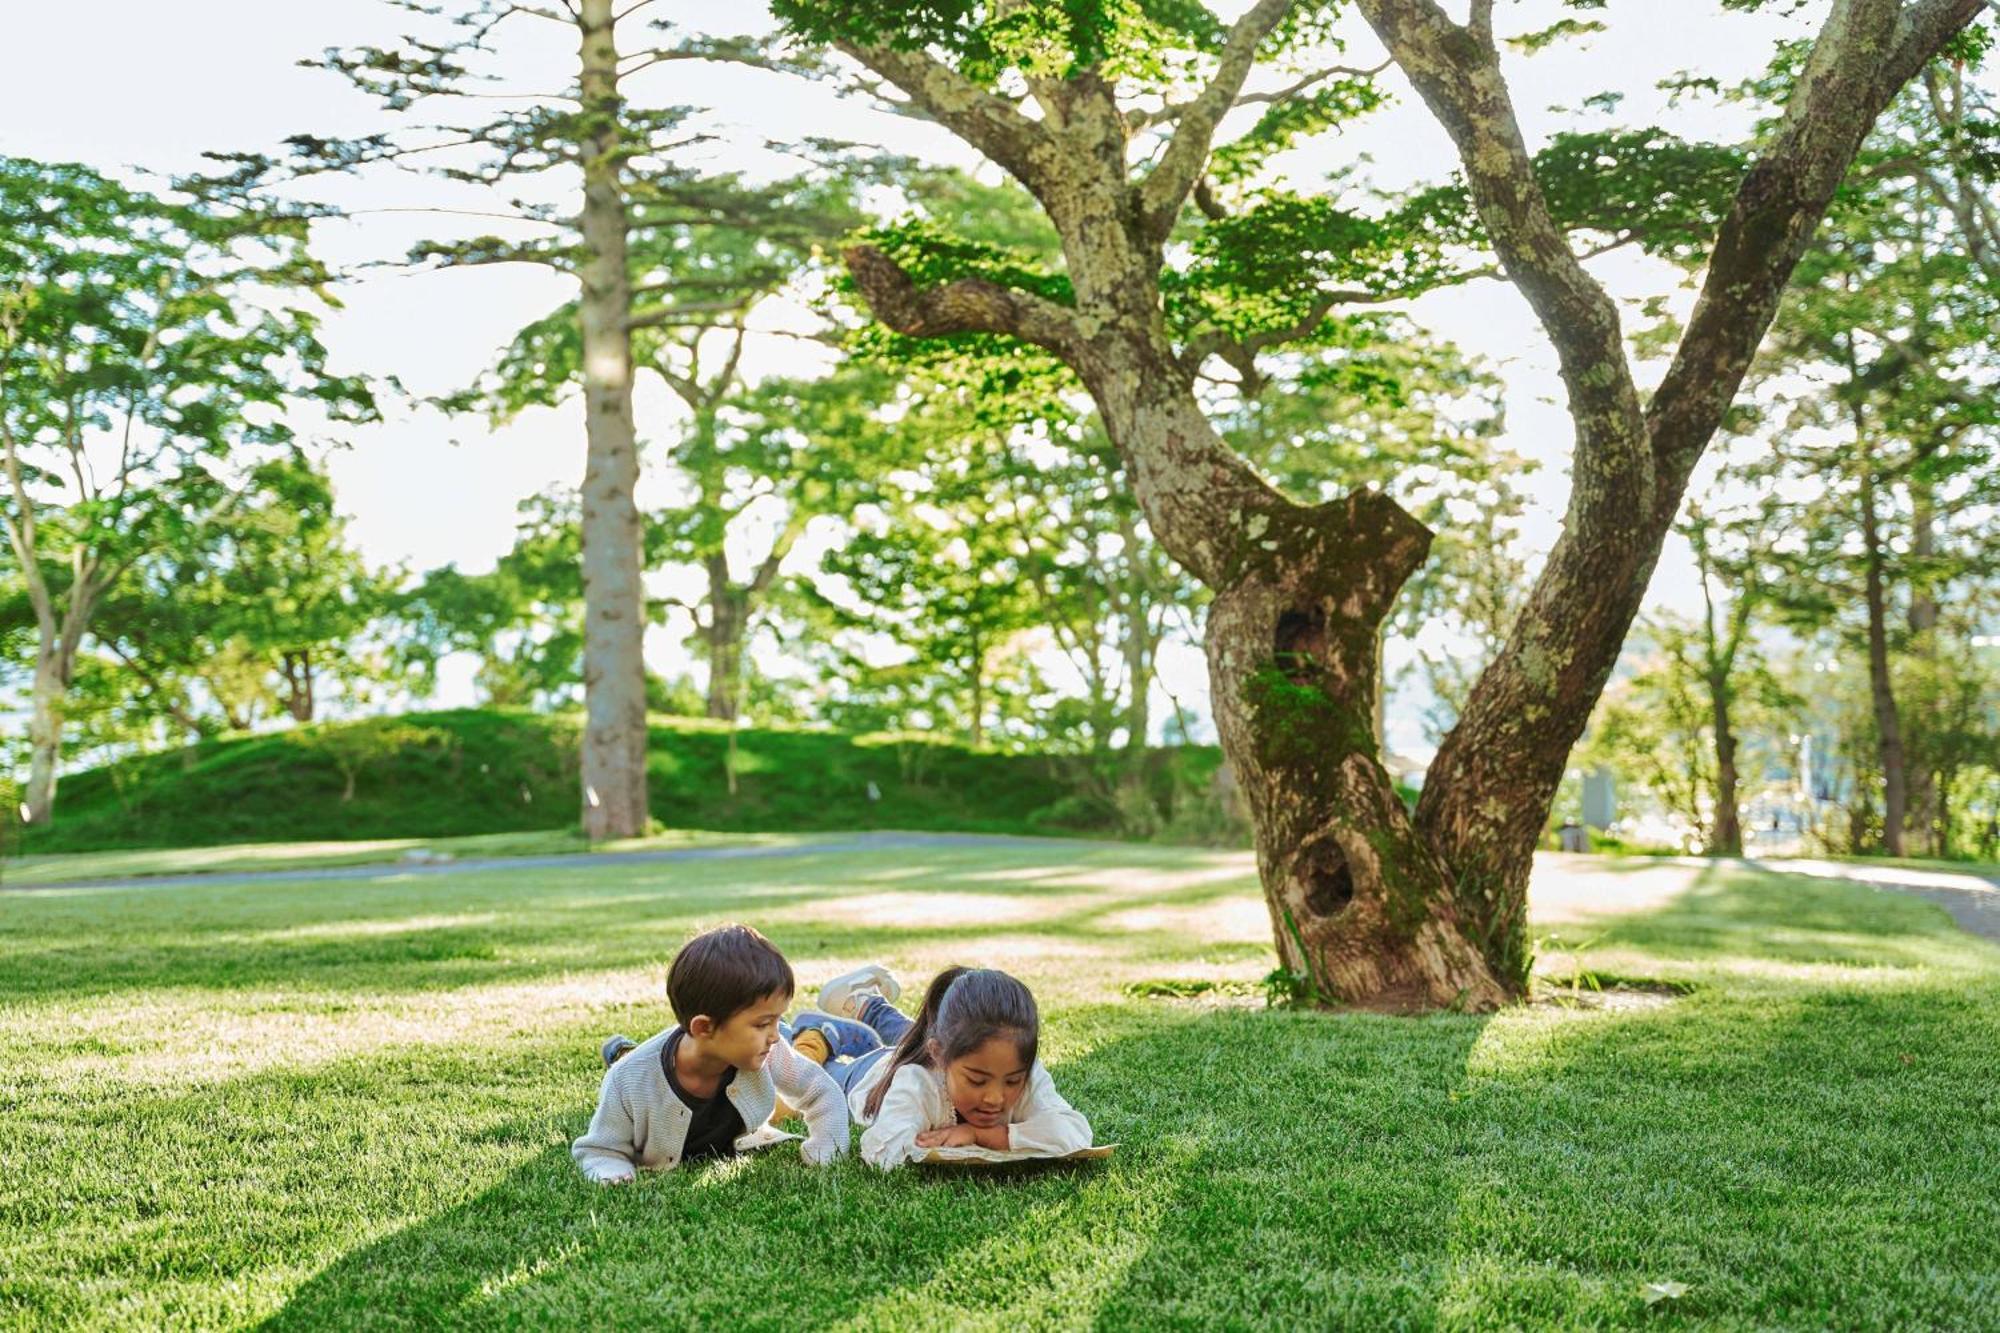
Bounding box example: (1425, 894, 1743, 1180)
(0, 156, 371, 825)
(87, 456, 392, 740)
(268, 0, 803, 837)
(393, 490, 586, 711)
(1584, 609, 1797, 854)
(1721, 58, 2000, 855)
(455, 169, 876, 723)
(817, 474, 1043, 749)
(1683, 504, 1787, 856)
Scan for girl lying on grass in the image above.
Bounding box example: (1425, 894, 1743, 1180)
(786, 963, 1092, 1170)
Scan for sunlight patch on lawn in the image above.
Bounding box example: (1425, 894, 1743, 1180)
(27, 969, 661, 1087)
(784, 890, 1084, 929)
(222, 913, 502, 944)
(955, 865, 1072, 884)
(1053, 858, 1255, 895)
(1096, 896, 1272, 943)
(1526, 859, 1707, 924)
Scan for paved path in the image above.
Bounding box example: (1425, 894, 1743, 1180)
(1741, 856, 2000, 944)
(1533, 853, 2000, 944)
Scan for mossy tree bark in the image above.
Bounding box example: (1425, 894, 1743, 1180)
(833, 0, 1982, 1009)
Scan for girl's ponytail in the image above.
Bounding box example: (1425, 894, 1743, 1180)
(863, 965, 968, 1120)
(862, 965, 1040, 1120)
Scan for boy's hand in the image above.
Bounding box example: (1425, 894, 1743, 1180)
(916, 1124, 979, 1149)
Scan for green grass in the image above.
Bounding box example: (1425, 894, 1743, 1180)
(11, 710, 1229, 856)
(2, 842, 1996, 1329)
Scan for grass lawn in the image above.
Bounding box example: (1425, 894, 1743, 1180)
(0, 828, 785, 889)
(2, 841, 1996, 1329)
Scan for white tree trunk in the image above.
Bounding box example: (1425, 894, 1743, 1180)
(575, 0, 650, 840)
(23, 647, 66, 826)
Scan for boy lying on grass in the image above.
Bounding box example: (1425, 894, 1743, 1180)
(786, 963, 1093, 1169)
(574, 924, 846, 1184)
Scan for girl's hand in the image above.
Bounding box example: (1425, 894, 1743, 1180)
(971, 1124, 1012, 1151)
(916, 1125, 979, 1148)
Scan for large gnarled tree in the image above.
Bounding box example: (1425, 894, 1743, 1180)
(773, 0, 1989, 1009)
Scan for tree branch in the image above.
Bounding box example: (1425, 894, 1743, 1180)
(625, 299, 760, 331)
(842, 244, 1086, 358)
(495, 2, 573, 24)
(1889, 0, 1991, 77)
(834, 40, 1056, 198)
(1353, 0, 1648, 532)
(1237, 58, 1393, 110)
(1125, 58, 1391, 134)
(1137, 0, 1298, 243)
(1409, 0, 1984, 912)
(749, 506, 810, 596)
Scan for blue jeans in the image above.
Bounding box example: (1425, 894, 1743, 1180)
(783, 997, 912, 1094)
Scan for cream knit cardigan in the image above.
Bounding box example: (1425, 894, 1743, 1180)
(850, 1057, 1091, 1170)
(572, 1028, 848, 1182)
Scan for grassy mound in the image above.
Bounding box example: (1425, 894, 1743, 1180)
(16, 709, 1229, 854)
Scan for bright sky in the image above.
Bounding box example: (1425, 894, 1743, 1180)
(0, 0, 1900, 756)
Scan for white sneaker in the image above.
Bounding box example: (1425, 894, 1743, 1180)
(817, 964, 902, 1020)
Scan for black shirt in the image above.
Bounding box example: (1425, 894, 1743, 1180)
(662, 1029, 745, 1162)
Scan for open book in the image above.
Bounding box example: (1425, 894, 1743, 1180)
(916, 1143, 1118, 1167)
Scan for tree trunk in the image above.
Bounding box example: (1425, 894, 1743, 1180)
(1858, 439, 1906, 857)
(1709, 670, 1743, 857)
(968, 630, 986, 749)
(704, 561, 746, 723)
(23, 646, 68, 826)
(1936, 764, 1954, 859)
(575, 0, 650, 840)
(21, 589, 92, 827)
(1904, 484, 1939, 854)
(1121, 606, 1151, 765)
(1084, 345, 1508, 1011)
(281, 649, 315, 723)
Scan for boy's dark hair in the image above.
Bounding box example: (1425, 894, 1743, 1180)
(667, 924, 795, 1027)
(864, 966, 1039, 1119)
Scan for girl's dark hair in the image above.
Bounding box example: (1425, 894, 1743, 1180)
(864, 966, 1039, 1119)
